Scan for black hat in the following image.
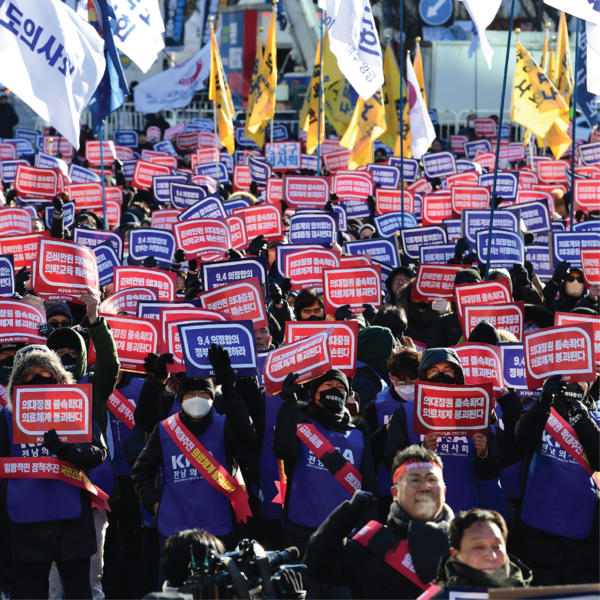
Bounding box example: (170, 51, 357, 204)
(177, 375, 215, 401)
(45, 301, 74, 325)
(454, 268, 482, 286)
(468, 320, 501, 345)
(119, 212, 140, 230)
(524, 304, 554, 329)
(308, 369, 349, 399)
(347, 218, 363, 230)
(46, 328, 80, 352)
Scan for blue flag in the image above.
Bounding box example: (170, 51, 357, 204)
(88, 0, 129, 132)
(577, 22, 598, 130)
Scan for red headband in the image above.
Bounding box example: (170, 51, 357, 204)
(392, 458, 444, 485)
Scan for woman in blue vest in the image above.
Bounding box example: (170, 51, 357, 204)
(131, 345, 257, 552)
(272, 368, 378, 555)
(514, 374, 600, 585)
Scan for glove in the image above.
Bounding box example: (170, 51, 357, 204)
(366, 195, 375, 216)
(114, 159, 123, 173)
(454, 237, 470, 261)
(249, 181, 259, 196)
(153, 353, 174, 380)
(330, 193, 338, 202)
(280, 373, 301, 405)
(38, 323, 54, 339)
(173, 249, 186, 264)
(15, 266, 31, 289)
(334, 304, 354, 321)
(269, 282, 283, 305)
(143, 256, 158, 269)
(272, 569, 305, 600)
(324, 200, 335, 213)
(144, 352, 158, 374)
(188, 258, 198, 273)
(432, 298, 450, 314)
(208, 344, 236, 389)
(43, 430, 69, 459)
(540, 374, 566, 409)
(248, 235, 267, 256)
(349, 490, 379, 513)
(512, 263, 530, 286)
(280, 278, 292, 295)
(552, 260, 570, 285)
(227, 249, 243, 259)
(362, 303, 378, 323)
(52, 195, 63, 213)
(568, 400, 589, 427)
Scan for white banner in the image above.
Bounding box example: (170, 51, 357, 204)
(543, 0, 600, 25)
(406, 57, 435, 159)
(460, 0, 502, 69)
(588, 21, 600, 95)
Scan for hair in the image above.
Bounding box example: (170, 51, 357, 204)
(372, 305, 408, 339)
(497, 329, 518, 342)
(161, 528, 225, 588)
(387, 347, 421, 380)
(450, 509, 508, 550)
(391, 444, 444, 479)
(294, 288, 323, 319)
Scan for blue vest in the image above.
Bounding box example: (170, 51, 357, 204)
(4, 407, 83, 523)
(521, 409, 600, 539)
(374, 387, 403, 494)
(287, 418, 364, 529)
(156, 410, 233, 539)
(260, 392, 283, 520)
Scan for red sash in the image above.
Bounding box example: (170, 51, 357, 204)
(353, 521, 433, 590)
(107, 389, 135, 430)
(0, 457, 110, 514)
(272, 459, 287, 506)
(163, 413, 252, 523)
(296, 422, 362, 496)
(545, 408, 600, 487)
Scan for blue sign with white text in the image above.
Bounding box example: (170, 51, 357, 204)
(45, 202, 75, 230)
(114, 131, 139, 147)
(461, 209, 520, 245)
(423, 152, 457, 179)
(442, 218, 462, 242)
(128, 229, 176, 270)
(249, 156, 271, 184)
(550, 232, 600, 268)
(345, 238, 399, 269)
(526, 245, 553, 282)
(339, 199, 371, 219)
(0, 255, 15, 297)
(289, 213, 337, 246)
(178, 193, 227, 220)
(69, 164, 101, 184)
(479, 172, 519, 202)
(464, 139, 492, 159)
(573, 220, 600, 233)
(224, 198, 253, 216)
(0, 159, 28, 183)
(505, 201, 550, 233)
(374, 212, 418, 237)
(94, 242, 121, 286)
(388, 157, 419, 182)
(170, 182, 208, 210)
(153, 175, 187, 205)
(367, 164, 401, 188)
(420, 244, 457, 264)
(195, 162, 229, 182)
(201, 257, 267, 292)
(476, 230, 525, 268)
(401, 226, 447, 262)
(73, 228, 124, 260)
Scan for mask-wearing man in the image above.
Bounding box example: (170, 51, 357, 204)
(293, 289, 325, 322)
(272, 369, 378, 556)
(305, 446, 453, 599)
(45, 301, 74, 329)
(46, 327, 86, 376)
(543, 260, 587, 313)
(0, 342, 25, 387)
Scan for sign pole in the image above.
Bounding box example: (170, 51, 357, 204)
(209, 16, 220, 188)
(99, 125, 108, 231)
(570, 17, 580, 231)
(316, 11, 325, 173)
(399, 0, 405, 228)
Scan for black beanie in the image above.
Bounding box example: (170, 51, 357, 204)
(468, 320, 502, 345)
(524, 304, 555, 329)
(308, 369, 349, 399)
(47, 329, 80, 352)
(454, 268, 482, 286)
(177, 375, 215, 401)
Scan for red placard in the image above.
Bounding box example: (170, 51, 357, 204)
(454, 278, 513, 325)
(375, 188, 414, 215)
(42, 137, 74, 160)
(422, 193, 452, 225)
(524, 323, 596, 388)
(98, 287, 158, 315)
(226, 215, 248, 250)
(554, 312, 600, 365)
(164, 122, 185, 140)
(90, 200, 121, 230)
(339, 255, 372, 267)
(473, 119, 497, 138)
(532, 183, 567, 196)
(407, 179, 432, 196)
(198, 276, 268, 329)
(114, 145, 134, 161)
(233, 205, 283, 242)
(132, 160, 171, 190)
(173, 218, 232, 259)
(151, 209, 182, 231)
(14, 165, 59, 198)
(264, 329, 333, 396)
(334, 171, 373, 199)
(322, 149, 351, 172)
(266, 178, 283, 204)
(453, 343, 504, 395)
(411, 264, 467, 302)
(474, 153, 496, 169)
(537, 160, 568, 183)
(34, 239, 99, 301)
(498, 145, 526, 162)
(191, 175, 218, 193)
(12, 384, 93, 444)
(67, 183, 123, 211)
(0, 143, 17, 160)
(0, 299, 46, 344)
(413, 381, 493, 437)
(516, 190, 554, 214)
(517, 170, 539, 189)
(450, 135, 468, 154)
(284, 176, 329, 210)
(86, 141, 116, 165)
(0, 208, 32, 236)
(176, 132, 199, 151)
(284, 248, 341, 291)
(149, 154, 178, 170)
(446, 171, 479, 189)
(463, 302, 525, 341)
(323, 266, 382, 315)
(147, 126, 161, 142)
(114, 266, 176, 302)
(196, 147, 220, 166)
(451, 186, 490, 215)
(232, 165, 252, 192)
(574, 179, 600, 211)
(576, 166, 600, 178)
(198, 132, 220, 149)
(580, 248, 600, 287)
(286, 320, 358, 376)
(0, 232, 47, 271)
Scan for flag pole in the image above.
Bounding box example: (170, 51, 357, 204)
(570, 17, 580, 231)
(270, 0, 278, 144)
(484, 0, 516, 281)
(316, 10, 325, 173)
(209, 16, 220, 188)
(399, 0, 405, 228)
(99, 125, 108, 231)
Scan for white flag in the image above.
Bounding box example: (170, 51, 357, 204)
(543, 0, 600, 25)
(108, 0, 165, 73)
(588, 22, 600, 95)
(133, 36, 213, 113)
(406, 56, 435, 159)
(0, 0, 105, 149)
(320, 0, 384, 100)
(460, 0, 502, 69)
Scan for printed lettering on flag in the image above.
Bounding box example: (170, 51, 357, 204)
(233, 205, 283, 242)
(284, 248, 341, 291)
(453, 343, 504, 395)
(173, 218, 231, 259)
(323, 266, 382, 315)
(0, 299, 46, 344)
(411, 264, 467, 303)
(114, 266, 176, 302)
(375, 189, 414, 215)
(463, 302, 525, 341)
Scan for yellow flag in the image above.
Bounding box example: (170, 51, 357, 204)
(323, 80, 346, 136)
(379, 44, 400, 152)
(209, 26, 235, 155)
(512, 42, 569, 140)
(331, 77, 353, 133)
(537, 120, 572, 159)
(322, 30, 343, 89)
(555, 12, 573, 109)
(414, 41, 427, 108)
(300, 38, 324, 155)
(247, 11, 277, 134)
(245, 34, 266, 149)
(340, 89, 386, 169)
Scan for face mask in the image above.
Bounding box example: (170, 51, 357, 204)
(558, 382, 586, 405)
(427, 372, 456, 385)
(182, 396, 213, 419)
(565, 279, 585, 298)
(0, 355, 14, 371)
(28, 373, 56, 386)
(60, 354, 77, 370)
(395, 383, 415, 401)
(319, 388, 347, 413)
(304, 314, 325, 322)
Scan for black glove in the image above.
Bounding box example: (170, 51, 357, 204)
(144, 352, 158, 374)
(248, 234, 267, 256)
(188, 258, 198, 273)
(269, 282, 283, 305)
(552, 260, 570, 285)
(568, 400, 589, 427)
(540, 375, 566, 409)
(52, 195, 63, 213)
(512, 262, 530, 286)
(330, 193, 338, 202)
(38, 323, 54, 339)
(143, 256, 158, 269)
(272, 569, 305, 600)
(249, 181, 259, 196)
(228, 248, 243, 259)
(454, 237, 470, 261)
(15, 266, 31, 290)
(324, 200, 335, 212)
(173, 249, 186, 264)
(208, 343, 235, 389)
(153, 353, 174, 380)
(496, 390, 523, 423)
(366, 195, 375, 216)
(349, 490, 379, 513)
(362, 303, 378, 323)
(280, 278, 292, 295)
(280, 373, 301, 405)
(44, 429, 69, 459)
(334, 304, 354, 321)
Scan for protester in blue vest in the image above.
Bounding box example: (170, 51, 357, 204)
(272, 369, 378, 556)
(384, 348, 503, 516)
(514, 374, 600, 585)
(131, 345, 257, 556)
(305, 445, 453, 599)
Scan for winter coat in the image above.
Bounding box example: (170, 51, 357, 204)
(396, 281, 439, 346)
(426, 312, 463, 349)
(0, 102, 18, 139)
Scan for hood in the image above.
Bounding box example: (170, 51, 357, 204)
(418, 348, 465, 384)
(468, 320, 501, 345)
(46, 326, 87, 381)
(357, 326, 396, 380)
(7, 346, 75, 409)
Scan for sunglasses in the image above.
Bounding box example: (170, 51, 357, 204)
(566, 275, 583, 283)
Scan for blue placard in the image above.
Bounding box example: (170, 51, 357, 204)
(122, 159, 137, 180)
(72, 228, 124, 260)
(4, 138, 34, 156)
(388, 157, 419, 183)
(345, 238, 399, 269)
(178, 320, 258, 377)
(35, 152, 65, 172)
(289, 212, 337, 246)
(499, 343, 529, 391)
(178, 193, 227, 220)
(476, 230, 525, 268)
(464, 139, 492, 159)
(170, 182, 208, 210)
(0, 255, 15, 297)
(479, 172, 519, 203)
(505, 201, 550, 233)
(413, 194, 423, 221)
(185, 124, 202, 133)
(45, 202, 75, 229)
(114, 131, 139, 148)
(94, 241, 122, 286)
(456, 159, 481, 173)
(153, 175, 187, 205)
(333, 204, 347, 231)
(302, 154, 320, 172)
(14, 128, 39, 147)
(422, 152, 457, 179)
(128, 228, 176, 270)
(220, 153, 234, 175)
(461, 209, 520, 245)
(195, 162, 229, 182)
(501, 124, 510, 139)
(532, 220, 566, 246)
(0, 159, 28, 183)
(223, 198, 253, 216)
(373, 212, 418, 237)
(419, 244, 457, 264)
(192, 117, 214, 132)
(248, 156, 271, 184)
(271, 125, 289, 141)
(234, 150, 245, 165)
(366, 164, 401, 188)
(69, 164, 101, 184)
(235, 128, 259, 149)
(579, 142, 600, 165)
(428, 109, 439, 127)
(265, 142, 301, 170)
(550, 231, 600, 268)
(136, 300, 198, 320)
(400, 225, 448, 262)
(201, 256, 267, 292)
(442, 218, 462, 242)
(573, 220, 600, 233)
(154, 141, 177, 156)
(339, 199, 371, 219)
(525, 245, 553, 282)
(419, 0, 452, 25)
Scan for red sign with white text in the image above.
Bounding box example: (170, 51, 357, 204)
(375, 188, 414, 215)
(0, 233, 47, 271)
(151, 209, 182, 231)
(233, 205, 283, 242)
(146, 126, 161, 141)
(463, 302, 525, 341)
(322, 149, 350, 172)
(67, 183, 123, 211)
(453, 343, 504, 395)
(149, 154, 178, 170)
(323, 266, 382, 315)
(446, 171, 479, 189)
(232, 165, 252, 192)
(284, 248, 341, 291)
(114, 145, 134, 161)
(474, 119, 497, 138)
(226, 215, 248, 250)
(0, 143, 16, 160)
(451, 186, 490, 215)
(450, 135, 468, 154)
(98, 287, 158, 315)
(86, 141, 117, 165)
(114, 266, 176, 302)
(454, 278, 513, 324)
(266, 178, 283, 204)
(474, 153, 496, 170)
(14, 165, 59, 198)
(574, 179, 600, 211)
(422, 193, 453, 225)
(42, 137, 74, 159)
(284, 176, 329, 210)
(132, 160, 171, 190)
(0, 299, 46, 344)
(191, 175, 218, 193)
(580, 248, 600, 287)
(173, 218, 231, 259)
(334, 171, 373, 199)
(537, 160, 568, 183)
(411, 264, 467, 303)
(516, 190, 554, 214)
(517, 171, 538, 189)
(176, 132, 199, 150)
(0, 208, 32, 236)
(554, 312, 600, 365)
(339, 255, 372, 268)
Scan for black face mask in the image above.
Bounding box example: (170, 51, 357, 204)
(0, 355, 14, 371)
(319, 388, 347, 413)
(427, 372, 456, 385)
(60, 354, 78, 370)
(558, 382, 586, 405)
(28, 374, 56, 386)
(304, 314, 325, 322)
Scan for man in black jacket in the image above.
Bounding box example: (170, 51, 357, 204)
(304, 445, 453, 599)
(0, 95, 18, 139)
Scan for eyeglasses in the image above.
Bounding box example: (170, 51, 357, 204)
(400, 474, 443, 488)
(566, 275, 583, 283)
(48, 319, 70, 328)
(391, 276, 410, 285)
(394, 380, 414, 389)
(426, 367, 455, 378)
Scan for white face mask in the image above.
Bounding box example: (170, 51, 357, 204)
(182, 396, 213, 419)
(395, 383, 415, 401)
